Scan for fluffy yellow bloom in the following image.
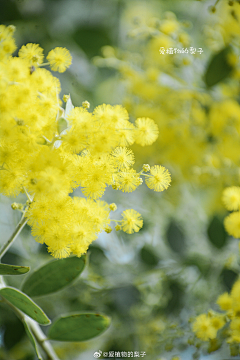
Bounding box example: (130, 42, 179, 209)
(0, 25, 17, 59)
(217, 292, 233, 311)
(230, 319, 240, 339)
(111, 147, 135, 170)
(47, 47, 72, 72)
(210, 315, 225, 331)
(145, 165, 171, 192)
(192, 314, 217, 341)
(0, 26, 170, 258)
(134, 117, 159, 146)
(224, 211, 240, 239)
(116, 169, 143, 192)
(121, 209, 143, 234)
(222, 187, 240, 211)
(18, 43, 44, 65)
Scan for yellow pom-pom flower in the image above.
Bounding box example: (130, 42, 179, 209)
(111, 147, 135, 170)
(18, 43, 44, 65)
(222, 186, 240, 211)
(192, 314, 217, 341)
(47, 47, 72, 73)
(121, 209, 143, 234)
(145, 165, 171, 192)
(217, 292, 233, 311)
(224, 211, 240, 238)
(134, 117, 159, 146)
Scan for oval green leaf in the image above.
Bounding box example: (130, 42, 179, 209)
(0, 263, 30, 275)
(48, 313, 111, 342)
(204, 46, 233, 88)
(22, 256, 86, 297)
(0, 287, 50, 325)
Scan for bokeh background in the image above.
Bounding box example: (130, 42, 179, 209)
(1, 0, 240, 359)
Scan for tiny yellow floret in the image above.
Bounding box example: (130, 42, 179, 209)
(82, 100, 90, 109)
(47, 47, 72, 73)
(134, 117, 159, 146)
(224, 211, 240, 239)
(222, 187, 240, 211)
(121, 209, 143, 234)
(18, 43, 44, 65)
(217, 292, 233, 311)
(145, 165, 171, 192)
(109, 203, 117, 211)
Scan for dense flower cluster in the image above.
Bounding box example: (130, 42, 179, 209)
(0, 25, 171, 258)
(94, 3, 240, 211)
(193, 278, 240, 345)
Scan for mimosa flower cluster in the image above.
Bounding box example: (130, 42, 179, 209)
(193, 278, 240, 345)
(222, 186, 240, 239)
(0, 25, 171, 258)
(94, 4, 240, 212)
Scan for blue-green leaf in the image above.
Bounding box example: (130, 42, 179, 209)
(204, 46, 234, 87)
(0, 263, 30, 275)
(48, 313, 111, 342)
(0, 287, 50, 325)
(22, 256, 86, 297)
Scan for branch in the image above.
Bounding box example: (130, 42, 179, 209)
(0, 213, 28, 260)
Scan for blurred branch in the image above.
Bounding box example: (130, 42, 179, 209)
(0, 212, 28, 260)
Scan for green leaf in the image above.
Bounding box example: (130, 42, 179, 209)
(204, 46, 234, 87)
(0, 287, 50, 325)
(207, 215, 228, 249)
(166, 220, 186, 255)
(57, 117, 68, 135)
(23, 321, 42, 360)
(48, 313, 111, 342)
(22, 256, 86, 297)
(140, 245, 159, 267)
(0, 263, 30, 275)
(65, 95, 74, 118)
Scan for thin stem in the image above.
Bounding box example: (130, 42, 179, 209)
(23, 186, 33, 203)
(27, 318, 60, 360)
(0, 213, 28, 260)
(0, 277, 60, 360)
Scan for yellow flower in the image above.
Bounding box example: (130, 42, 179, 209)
(116, 168, 143, 192)
(210, 315, 225, 331)
(224, 211, 240, 238)
(109, 203, 117, 211)
(222, 187, 240, 211)
(111, 147, 135, 170)
(47, 47, 72, 73)
(134, 117, 159, 146)
(192, 314, 217, 341)
(121, 209, 143, 234)
(145, 165, 171, 192)
(217, 292, 232, 311)
(18, 43, 44, 65)
(0, 26, 171, 259)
